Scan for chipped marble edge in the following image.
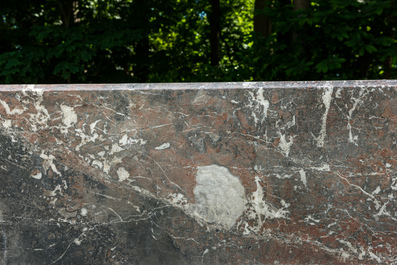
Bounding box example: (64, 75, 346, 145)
(0, 80, 396, 92)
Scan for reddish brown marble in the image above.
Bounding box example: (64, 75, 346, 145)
(0, 81, 396, 264)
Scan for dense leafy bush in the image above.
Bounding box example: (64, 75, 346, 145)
(1, 0, 396, 83)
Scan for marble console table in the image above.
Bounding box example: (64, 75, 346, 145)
(0, 81, 396, 264)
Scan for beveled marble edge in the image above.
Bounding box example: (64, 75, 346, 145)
(0, 80, 396, 91)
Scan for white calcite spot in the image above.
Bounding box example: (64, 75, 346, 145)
(247, 176, 289, 229)
(372, 186, 381, 195)
(32, 91, 51, 129)
(117, 167, 130, 182)
(44, 184, 62, 197)
(80, 207, 88, 216)
(31, 172, 42, 180)
(73, 237, 83, 246)
(191, 164, 246, 229)
(155, 142, 170, 150)
(92, 160, 103, 169)
(247, 87, 270, 126)
(299, 169, 307, 187)
(119, 134, 129, 146)
(241, 176, 291, 235)
(346, 88, 369, 146)
(276, 174, 292, 179)
(315, 85, 333, 147)
(368, 251, 381, 263)
(90, 120, 101, 133)
(311, 164, 331, 172)
(167, 193, 188, 207)
(2, 120, 11, 128)
(110, 143, 124, 155)
(129, 138, 147, 145)
(74, 127, 101, 152)
(0, 99, 25, 115)
(304, 214, 320, 225)
(60, 105, 77, 128)
(254, 88, 270, 118)
(278, 132, 293, 157)
(40, 152, 61, 175)
(119, 134, 147, 146)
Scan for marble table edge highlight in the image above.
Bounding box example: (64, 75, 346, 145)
(1, 79, 397, 91)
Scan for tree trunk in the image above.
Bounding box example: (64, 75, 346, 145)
(254, 0, 271, 38)
(58, 0, 75, 28)
(209, 0, 220, 66)
(133, 0, 150, 82)
(277, 0, 293, 44)
(293, 0, 310, 11)
(383, 0, 395, 78)
(58, 0, 76, 83)
(292, 0, 310, 41)
(383, 56, 392, 79)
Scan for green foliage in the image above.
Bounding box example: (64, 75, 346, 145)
(0, 0, 396, 83)
(247, 0, 397, 80)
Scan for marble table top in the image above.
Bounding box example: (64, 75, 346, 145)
(0, 81, 396, 264)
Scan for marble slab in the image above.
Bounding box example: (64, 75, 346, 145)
(0, 81, 396, 264)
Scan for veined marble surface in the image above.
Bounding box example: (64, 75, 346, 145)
(0, 81, 396, 264)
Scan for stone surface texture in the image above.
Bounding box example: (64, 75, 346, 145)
(0, 81, 396, 264)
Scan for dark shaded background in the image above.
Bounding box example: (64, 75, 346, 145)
(1, 0, 396, 84)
